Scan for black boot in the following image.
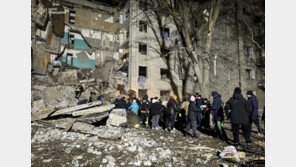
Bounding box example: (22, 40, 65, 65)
(192, 133, 197, 138)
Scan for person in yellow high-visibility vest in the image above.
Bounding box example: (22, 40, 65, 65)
(75, 85, 84, 99)
(140, 95, 150, 127)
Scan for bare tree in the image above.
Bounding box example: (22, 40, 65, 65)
(155, 0, 222, 98)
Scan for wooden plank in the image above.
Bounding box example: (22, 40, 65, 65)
(50, 101, 102, 117)
(64, 118, 78, 132)
(72, 104, 115, 116)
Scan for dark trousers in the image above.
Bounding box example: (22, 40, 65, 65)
(250, 117, 262, 133)
(165, 115, 175, 130)
(201, 111, 210, 128)
(231, 124, 251, 144)
(140, 112, 149, 127)
(186, 120, 197, 135)
(196, 112, 202, 126)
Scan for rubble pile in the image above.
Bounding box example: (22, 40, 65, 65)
(32, 121, 264, 166)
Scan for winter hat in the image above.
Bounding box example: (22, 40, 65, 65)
(211, 91, 218, 97)
(190, 95, 196, 102)
(234, 87, 241, 94)
(247, 90, 253, 95)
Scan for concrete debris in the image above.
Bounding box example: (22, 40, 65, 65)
(79, 78, 95, 84)
(50, 101, 102, 117)
(32, 85, 47, 91)
(72, 122, 94, 133)
(106, 109, 127, 127)
(72, 104, 115, 116)
(31, 99, 46, 114)
(58, 70, 79, 86)
(31, 107, 57, 121)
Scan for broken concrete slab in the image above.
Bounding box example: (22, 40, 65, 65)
(91, 59, 115, 82)
(72, 122, 94, 133)
(31, 108, 58, 122)
(77, 112, 109, 124)
(58, 70, 78, 86)
(32, 99, 47, 114)
(51, 101, 102, 117)
(72, 104, 115, 116)
(79, 78, 95, 84)
(106, 109, 127, 127)
(32, 45, 47, 75)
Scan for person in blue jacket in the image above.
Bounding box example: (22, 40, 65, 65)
(128, 98, 140, 114)
(246, 91, 262, 136)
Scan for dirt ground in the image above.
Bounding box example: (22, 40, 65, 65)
(31, 119, 265, 167)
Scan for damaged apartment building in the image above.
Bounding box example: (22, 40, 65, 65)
(118, 0, 183, 102)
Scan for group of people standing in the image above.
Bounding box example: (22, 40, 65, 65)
(114, 87, 264, 147)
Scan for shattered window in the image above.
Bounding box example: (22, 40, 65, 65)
(66, 53, 73, 65)
(69, 34, 75, 48)
(246, 47, 254, 58)
(139, 20, 147, 33)
(246, 69, 255, 79)
(139, 66, 147, 77)
(69, 10, 76, 24)
(160, 90, 170, 101)
(139, 0, 147, 11)
(162, 27, 170, 37)
(160, 68, 170, 80)
(139, 43, 147, 55)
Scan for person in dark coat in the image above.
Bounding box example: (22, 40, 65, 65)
(140, 95, 150, 127)
(200, 98, 211, 128)
(211, 91, 227, 140)
(165, 95, 179, 132)
(246, 91, 262, 135)
(150, 98, 162, 129)
(225, 87, 251, 147)
(185, 95, 199, 138)
(158, 99, 167, 128)
(115, 97, 128, 109)
(195, 93, 203, 127)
